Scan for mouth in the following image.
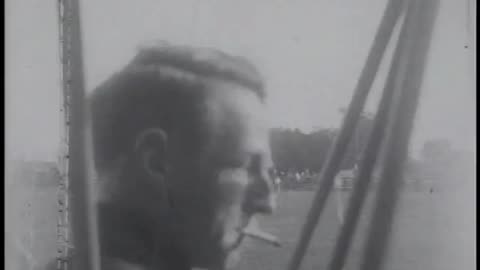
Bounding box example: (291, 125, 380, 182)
(237, 217, 281, 247)
(219, 211, 282, 256)
(224, 216, 281, 252)
(226, 230, 245, 252)
(212, 217, 281, 270)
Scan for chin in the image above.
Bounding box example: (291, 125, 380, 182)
(189, 242, 244, 270)
(208, 242, 245, 270)
(191, 220, 249, 270)
(216, 218, 251, 269)
(222, 248, 243, 270)
(184, 202, 251, 269)
(180, 230, 237, 269)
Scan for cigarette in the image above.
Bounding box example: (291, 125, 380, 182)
(241, 228, 282, 247)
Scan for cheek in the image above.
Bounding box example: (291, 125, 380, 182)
(216, 169, 249, 204)
(213, 169, 249, 247)
(212, 169, 249, 233)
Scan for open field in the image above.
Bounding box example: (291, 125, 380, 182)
(5, 169, 475, 270)
(237, 186, 475, 270)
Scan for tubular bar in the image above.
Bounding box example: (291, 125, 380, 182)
(326, 0, 415, 268)
(286, 0, 405, 269)
(63, 0, 101, 269)
(360, 0, 440, 269)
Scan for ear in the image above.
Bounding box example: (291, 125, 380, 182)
(133, 128, 169, 179)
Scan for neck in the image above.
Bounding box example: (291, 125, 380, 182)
(98, 202, 191, 270)
(96, 164, 191, 270)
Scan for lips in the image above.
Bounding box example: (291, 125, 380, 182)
(219, 212, 280, 254)
(219, 217, 249, 255)
(228, 230, 246, 251)
(225, 216, 281, 252)
(239, 217, 281, 247)
(215, 217, 280, 270)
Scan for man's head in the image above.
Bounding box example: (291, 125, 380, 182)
(90, 45, 276, 269)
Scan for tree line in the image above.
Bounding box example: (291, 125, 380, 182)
(270, 113, 374, 173)
(270, 111, 472, 188)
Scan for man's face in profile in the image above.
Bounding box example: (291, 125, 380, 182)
(166, 82, 276, 269)
(90, 46, 274, 269)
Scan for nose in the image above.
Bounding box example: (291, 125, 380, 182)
(243, 170, 277, 215)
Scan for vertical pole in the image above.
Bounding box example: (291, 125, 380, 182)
(57, 0, 71, 269)
(62, 0, 101, 269)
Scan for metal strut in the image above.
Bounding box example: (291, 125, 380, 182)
(57, 0, 101, 270)
(56, 0, 72, 269)
(360, 0, 439, 269)
(286, 0, 439, 269)
(286, 0, 406, 269)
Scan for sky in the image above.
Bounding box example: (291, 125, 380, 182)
(5, 0, 476, 161)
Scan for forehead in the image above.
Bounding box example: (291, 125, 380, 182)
(203, 82, 270, 154)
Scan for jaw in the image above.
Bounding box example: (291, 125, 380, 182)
(183, 242, 240, 270)
(182, 207, 250, 270)
(207, 248, 243, 270)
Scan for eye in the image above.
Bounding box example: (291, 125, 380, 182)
(247, 154, 274, 179)
(247, 154, 261, 173)
(218, 152, 249, 169)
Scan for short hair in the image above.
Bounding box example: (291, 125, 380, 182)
(90, 45, 265, 170)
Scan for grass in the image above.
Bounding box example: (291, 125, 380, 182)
(6, 172, 475, 270)
(237, 186, 475, 270)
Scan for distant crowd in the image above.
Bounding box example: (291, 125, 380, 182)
(273, 170, 321, 190)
